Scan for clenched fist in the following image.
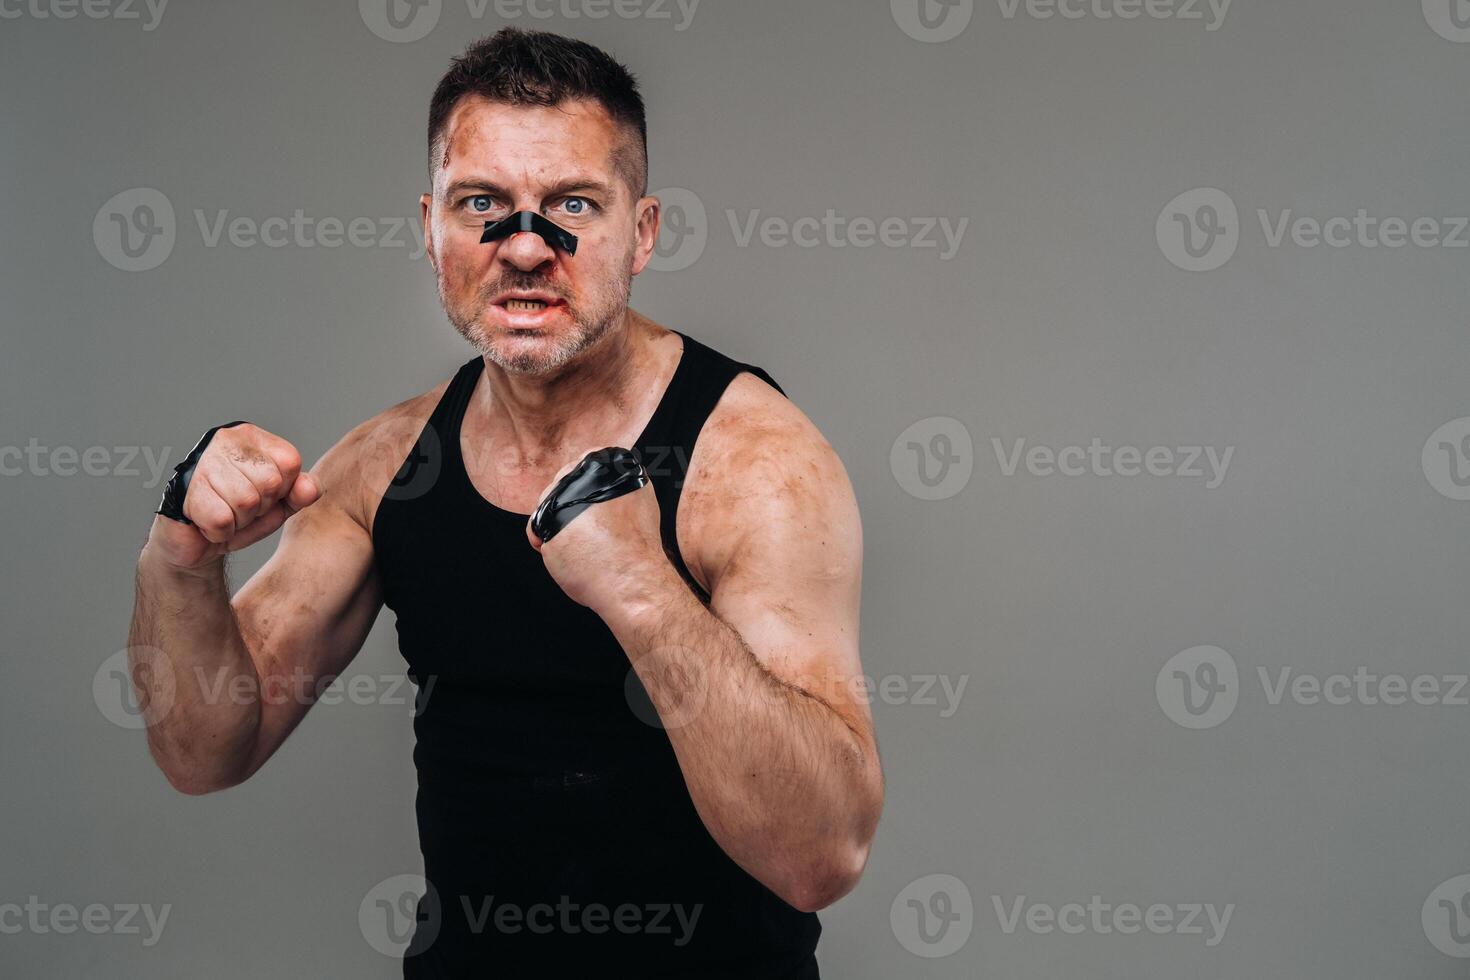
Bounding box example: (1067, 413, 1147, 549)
(147, 423, 321, 570)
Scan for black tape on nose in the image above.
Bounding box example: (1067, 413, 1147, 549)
(530, 447, 649, 543)
(480, 211, 579, 255)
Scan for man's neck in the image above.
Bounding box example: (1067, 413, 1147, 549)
(474, 310, 664, 465)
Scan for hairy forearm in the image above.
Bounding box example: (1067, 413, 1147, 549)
(129, 545, 262, 794)
(602, 568, 882, 912)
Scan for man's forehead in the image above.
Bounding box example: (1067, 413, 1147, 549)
(439, 96, 620, 176)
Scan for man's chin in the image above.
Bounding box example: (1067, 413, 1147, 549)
(465, 322, 587, 377)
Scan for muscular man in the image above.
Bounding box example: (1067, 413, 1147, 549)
(128, 28, 882, 977)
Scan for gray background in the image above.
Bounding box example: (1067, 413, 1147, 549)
(3, 0, 1469, 976)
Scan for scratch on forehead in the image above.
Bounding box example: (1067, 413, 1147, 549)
(442, 111, 481, 172)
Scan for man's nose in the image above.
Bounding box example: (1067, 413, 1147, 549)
(496, 228, 558, 271)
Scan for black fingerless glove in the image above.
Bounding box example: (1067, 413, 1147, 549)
(530, 447, 650, 543)
(155, 421, 249, 524)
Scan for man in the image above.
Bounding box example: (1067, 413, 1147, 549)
(128, 28, 882, 977)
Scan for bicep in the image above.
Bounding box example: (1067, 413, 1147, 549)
(705, 436, 869, 737)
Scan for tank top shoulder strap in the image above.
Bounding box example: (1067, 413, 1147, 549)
(430, 355, 485, 463)
(638, 331, 786, 449)
(636, 331, 787, 604)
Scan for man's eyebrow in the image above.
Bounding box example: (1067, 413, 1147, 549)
(441, 176, 616, 200)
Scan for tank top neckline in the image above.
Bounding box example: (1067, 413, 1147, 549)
(445, 331, 694, 521)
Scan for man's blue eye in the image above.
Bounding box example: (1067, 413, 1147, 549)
(469, 196, 492, 212)
(564, 198, 589, 215)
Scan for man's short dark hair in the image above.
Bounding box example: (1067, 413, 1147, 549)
(427, 28, 648, 199)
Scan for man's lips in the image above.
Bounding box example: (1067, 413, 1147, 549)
(490, 289, 565, 309)
(500, 297, 565, 313)
(490, 295, 569, 326)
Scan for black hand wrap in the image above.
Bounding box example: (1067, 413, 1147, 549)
(155, 421, 248, 525)
(530, 447, 650, 544)
(480, 210, 579, 255)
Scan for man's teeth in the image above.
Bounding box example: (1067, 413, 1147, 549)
(506, 298, 549, 312)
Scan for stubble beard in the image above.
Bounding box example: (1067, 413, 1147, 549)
(441, 250, 634, 377)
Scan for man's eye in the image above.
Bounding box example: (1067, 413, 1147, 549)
(561, 197, 594, 216)
(468, 195, 494, 213)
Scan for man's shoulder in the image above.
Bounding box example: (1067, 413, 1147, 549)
(310, 372, 458, 532)
(679, 368, 859, 590)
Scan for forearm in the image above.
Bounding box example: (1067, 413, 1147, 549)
(602, 568, 881, 911)
(129, 542, 263, 794)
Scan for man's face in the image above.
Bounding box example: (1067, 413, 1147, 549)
(421, 96, 658, 376)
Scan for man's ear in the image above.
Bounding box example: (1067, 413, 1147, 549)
(420, 192, 436, 271)
(630, 195, 661, 277)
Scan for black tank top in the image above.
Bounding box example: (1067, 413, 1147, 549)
(372, 331, 822, 978)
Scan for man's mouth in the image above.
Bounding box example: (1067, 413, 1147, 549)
(505, 298, 549, 312)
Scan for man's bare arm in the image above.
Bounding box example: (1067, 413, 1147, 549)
(599, 377, 883, 912)
(128, 407, 426, 795)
